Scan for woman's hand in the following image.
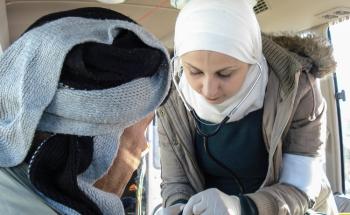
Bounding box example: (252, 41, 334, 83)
(94, 112, 154, 196)
(182, 188, 241, 215)
(156, 203, 185, 215)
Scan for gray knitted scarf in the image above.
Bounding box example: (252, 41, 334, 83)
(0, 17, 171, 214)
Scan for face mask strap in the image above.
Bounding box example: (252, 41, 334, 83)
(227, 60, 263, 117)
(171, 56, 194, 113)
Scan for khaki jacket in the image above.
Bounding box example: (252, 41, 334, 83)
(157, 35, 338, 215)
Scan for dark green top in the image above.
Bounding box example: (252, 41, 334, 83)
(194, 108, 268, 195)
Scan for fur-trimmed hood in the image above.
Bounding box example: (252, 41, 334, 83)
(266, 34, 336, 78)
(261, 34, 336, 95)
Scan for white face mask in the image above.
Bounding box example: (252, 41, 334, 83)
(174, 57, 268, 123)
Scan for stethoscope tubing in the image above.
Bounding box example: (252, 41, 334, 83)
(170, 56, 264, 195)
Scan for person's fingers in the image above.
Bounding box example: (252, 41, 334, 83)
(161, 203, 185, 215)
(201, 211, 213, 215)
(182, 195, 201, 215)
(168, 203, 184, 213)
(192, 200, 206, 215)
(180, 204, 185, 211)
(123, 112, 155, 136)
(135, 112, 155, 129)
(140, 142, 150, 157)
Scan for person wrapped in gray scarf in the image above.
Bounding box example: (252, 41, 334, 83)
(0, 7, 171, 215)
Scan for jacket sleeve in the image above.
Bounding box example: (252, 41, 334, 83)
(247, 72, 331, 215)
(157, 95, 196, 207)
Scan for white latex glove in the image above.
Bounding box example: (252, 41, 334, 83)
(155, 203, 185, 215)
(182, 188, 241, 215)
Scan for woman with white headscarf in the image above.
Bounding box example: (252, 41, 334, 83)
(157, 0, 338, 214)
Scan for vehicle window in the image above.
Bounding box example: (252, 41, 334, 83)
(148, 119, 161, 169)
(329, 19, 350, 194)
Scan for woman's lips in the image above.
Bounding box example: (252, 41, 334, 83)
(205, 97, 221, 103)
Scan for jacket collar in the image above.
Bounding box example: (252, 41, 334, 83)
(262, 35, 302, 98)
(262, 34, 336, 98)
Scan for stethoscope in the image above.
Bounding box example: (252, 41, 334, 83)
(171, 56, 263, 195)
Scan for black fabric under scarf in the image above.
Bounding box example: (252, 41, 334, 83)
(26, 134, 101, 215)
(24, 7, 165, 90)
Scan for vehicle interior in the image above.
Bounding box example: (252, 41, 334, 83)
(1, 0, 350, 214)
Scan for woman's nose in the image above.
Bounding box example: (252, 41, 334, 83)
(202, 77, 219, 98)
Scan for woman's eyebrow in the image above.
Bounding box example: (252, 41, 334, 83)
(216, 67, 238, 73)
(184, 62, 238, 73)
(183, 62, 203, 72)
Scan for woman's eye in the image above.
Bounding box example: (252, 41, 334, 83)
(189, 69, 202, 75)
(217, 71, 233, 78)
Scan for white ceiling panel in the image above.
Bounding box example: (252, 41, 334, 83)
(5, 0, 350, 48)
(257, 0, 350, 33)
(6, 0, 177, 47)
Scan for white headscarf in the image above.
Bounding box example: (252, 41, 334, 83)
(175, 0, 269, 123)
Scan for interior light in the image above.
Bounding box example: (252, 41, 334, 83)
(97, 0, 125, 4)
(170, 0, 190, 9)
(171, 0, 258, 10)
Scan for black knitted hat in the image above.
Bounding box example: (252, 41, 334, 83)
(25, 7, 164, 90)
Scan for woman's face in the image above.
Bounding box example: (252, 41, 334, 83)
(181, 50, 250, 104)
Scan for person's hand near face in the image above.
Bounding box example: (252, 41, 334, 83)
(119, 112, 154, 158)
(94, 112, 154, 196)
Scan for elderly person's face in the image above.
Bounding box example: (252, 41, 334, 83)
(181, 50, 250, 104)
(94, 112, 154, 196)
